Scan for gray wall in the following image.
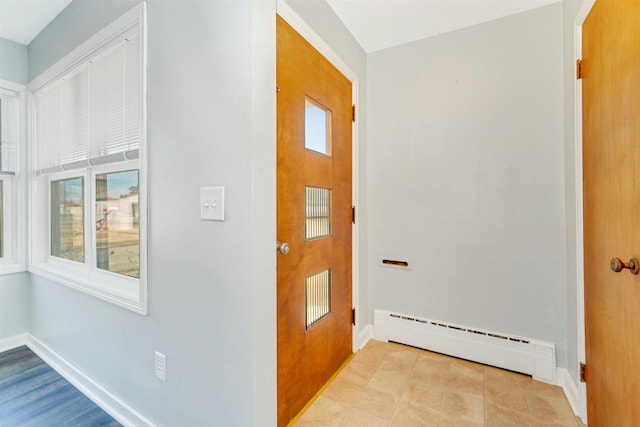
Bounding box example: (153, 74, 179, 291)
(0, 273, 29, 341)
(28, 0, 140, 81)
(28, 0, 276, 425)
(367, 4, 568, 364)
(563, 0, 585, 389)
(285, 0, 370, 335)
(0, 37, 29, 342)
(0, 38, 28, 84)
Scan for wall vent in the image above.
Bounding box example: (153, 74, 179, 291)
(374, 309, 556, 383)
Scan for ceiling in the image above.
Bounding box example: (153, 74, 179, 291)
(0, 0, 560, 51)
(326, 0, 561, 53)
(0, 0, 72, 46)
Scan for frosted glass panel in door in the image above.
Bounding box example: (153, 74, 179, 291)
(305, 269, 331, 329)
(305, 186, 331, 239)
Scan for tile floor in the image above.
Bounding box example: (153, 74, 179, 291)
(295, 340, 587, 427)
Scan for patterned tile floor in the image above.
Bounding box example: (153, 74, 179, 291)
(295, 340, 587, 427)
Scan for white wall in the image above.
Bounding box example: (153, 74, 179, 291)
(28, 0, 141, 81)
(28, 0, 276, 425)
(367, 4, 568, 364)
(0, 38, 28, 84)
(0, 273, 29, 341)
(284, 0, 370, 337)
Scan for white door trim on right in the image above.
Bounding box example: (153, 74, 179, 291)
(573, 1, 595, 424)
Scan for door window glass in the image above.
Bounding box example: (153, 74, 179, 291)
(305, 97, 331, 155)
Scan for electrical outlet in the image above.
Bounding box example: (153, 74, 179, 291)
(155, 351, 166, 382)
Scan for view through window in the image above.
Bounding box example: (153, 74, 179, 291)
(96, 170, 139, 278)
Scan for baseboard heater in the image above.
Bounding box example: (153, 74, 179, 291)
(373, 309, 556, 383)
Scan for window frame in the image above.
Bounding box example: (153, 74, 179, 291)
(42, 164, 143, 304)
(28, 3, 148, 314)
(0, 80, 27, 275)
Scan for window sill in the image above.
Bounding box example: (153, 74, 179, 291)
(29, 262, 147, 315)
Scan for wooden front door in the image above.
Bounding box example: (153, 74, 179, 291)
(276, 15, 353, 426)
(583, 1, 640, 424)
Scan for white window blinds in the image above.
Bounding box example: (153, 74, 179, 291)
(35, 31, 141, 175)
(0, 89, 19, 174)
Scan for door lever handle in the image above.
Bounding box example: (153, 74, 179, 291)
(610, 257, 640, 274)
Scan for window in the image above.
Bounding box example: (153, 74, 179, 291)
(305, 97, 331, 155)
(50, 177, 84, 262)
(29, 4, 147, 314)
(0, 81, 25, 273)
(95, 169, 139, 278)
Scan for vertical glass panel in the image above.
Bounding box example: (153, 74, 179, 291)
(305, 187, 331, 239)
(305, 269, 331, 329)
(51, 177, 84, 262)
(305, 98, 331, 155)
(96, 170, 140, 278)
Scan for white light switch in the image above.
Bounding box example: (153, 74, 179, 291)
(201, 187, 225, 221)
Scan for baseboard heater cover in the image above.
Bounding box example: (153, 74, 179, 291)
(373, 309, 556, 383)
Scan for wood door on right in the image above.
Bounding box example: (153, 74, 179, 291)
(583, 1, 640, 424)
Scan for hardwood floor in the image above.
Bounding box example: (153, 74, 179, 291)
(0, 346, 120, 427)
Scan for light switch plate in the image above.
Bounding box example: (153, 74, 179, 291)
(201, 187, 225, 221)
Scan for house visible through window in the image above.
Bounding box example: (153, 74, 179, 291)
(96, 169, 139, 278)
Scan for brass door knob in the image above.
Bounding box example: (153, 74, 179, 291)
(610, 257, 640, 274)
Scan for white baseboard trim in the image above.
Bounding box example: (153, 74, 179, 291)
(0, 333, 28, 353)
(557, 368, 582, 418)
(26, 334, 156, 427)
(358, 324, 372, 350)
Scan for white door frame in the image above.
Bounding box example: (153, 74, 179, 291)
(573, 1, 595, 424)
(275, 0, 362, 353)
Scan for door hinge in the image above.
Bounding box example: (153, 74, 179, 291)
(276, 85, 280, 93)
(351, 308, 356, 325)
(352, 104, 356, 122)
(576, 59, 583, 80)
(580, 362, 587, 383)
(351, 206, 356, 224)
